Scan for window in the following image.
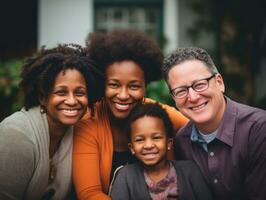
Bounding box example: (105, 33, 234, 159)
(94, 1, 162, 42)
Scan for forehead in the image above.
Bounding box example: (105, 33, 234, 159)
(53, 69, 85, 85)
(130, 116, 166, 135)
(106, 60, 144, 80)
(168, 60, 211, 86)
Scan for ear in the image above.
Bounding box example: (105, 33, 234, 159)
(215, 74, 225, 93)
(128, 143, 135, 155)
(167, 138, 173, 150)
(38, 96, 46, 106)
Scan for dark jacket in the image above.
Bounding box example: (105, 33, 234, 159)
(110, 160, 213, 200)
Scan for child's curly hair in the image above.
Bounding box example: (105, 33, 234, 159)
(126, 102, 174, 140)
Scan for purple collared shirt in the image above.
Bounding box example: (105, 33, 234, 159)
(175, 97, 266, 200)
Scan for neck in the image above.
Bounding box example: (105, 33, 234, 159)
(109, 112, 128, 127)
(144, 159, 170, 183)
(197, 123, 218, 134)
(109, 112, 129, 152)
(47, 118, 69, 158)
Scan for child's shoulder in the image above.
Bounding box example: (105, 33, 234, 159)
(121, 162, 142, 173)
(112, 162, 144, 185)
(114, 162, 142, 178)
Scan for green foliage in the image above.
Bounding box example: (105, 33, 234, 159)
(0, 60, 23, 113)
(186, 0, 216, 44)
(146, 79, 175, 107)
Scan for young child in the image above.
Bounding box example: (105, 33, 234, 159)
(110, 103, 213, 200)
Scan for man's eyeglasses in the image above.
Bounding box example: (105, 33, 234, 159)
(170, 74, 216, 99)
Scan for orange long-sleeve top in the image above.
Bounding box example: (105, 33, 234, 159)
(72, 98, 188, 200)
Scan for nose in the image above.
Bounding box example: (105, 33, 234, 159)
(64, 94, 78, 105)
(187, 87, 200, 102)
(143, 139, 155, 149)
(117, 87, 129, 100)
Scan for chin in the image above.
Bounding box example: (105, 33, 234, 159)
(192, 116, 212, 125)
(113, 112, 131, 120)
(143, 163, 156, 168)
(61, 118, 80, 126)
(143, 160, 158, 166)
(186, 110, 210, 122)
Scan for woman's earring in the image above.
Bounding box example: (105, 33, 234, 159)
(167, 146, 171, 150)
(40, 105, 46, 114)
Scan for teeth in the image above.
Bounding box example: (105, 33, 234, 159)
(191, 103, 206, 111)
(62, 109, 78, 116)
(143, 153, 157, 159)
(115, 103, 130, 110)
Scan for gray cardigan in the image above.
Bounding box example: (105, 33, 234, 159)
(0, 107, 73, 200)
(110, 160, 213, 200)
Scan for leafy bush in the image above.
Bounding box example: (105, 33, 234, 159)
(147, 79, 175, 107)
(0, 60, 23, 120)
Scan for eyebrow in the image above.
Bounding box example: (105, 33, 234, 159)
(174, 76, 211, 89)
(53, 85, 86, 89)
(107, 79, 143, 84)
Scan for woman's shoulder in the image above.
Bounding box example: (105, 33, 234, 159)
(1, 107, 46, 144)
(1, 108, 29, 131)
(78, 100, 108, 124)
(74, 100, 111, 141)
(0, 109, 36, 157)
(144, 98, 188, 128)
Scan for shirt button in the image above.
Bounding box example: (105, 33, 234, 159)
(210, 152, 214, 156)
(213, 178, 218, 183)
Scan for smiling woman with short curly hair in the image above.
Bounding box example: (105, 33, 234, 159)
(0, 44, 103, 200)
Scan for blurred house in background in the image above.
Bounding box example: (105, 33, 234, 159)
(1, 0, 265, 120)
(38, 0, 211, 53)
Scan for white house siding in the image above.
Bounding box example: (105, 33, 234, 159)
(38, 0, 94, 48)
(163, 0, 179, 54)
(178, 0, 215, 50)
(38, 0, 215, 54)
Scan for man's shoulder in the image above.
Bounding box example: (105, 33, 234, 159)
(223, 99, 266, 147)
(177, 121, 193, 137)
(230, 98, 266, 122)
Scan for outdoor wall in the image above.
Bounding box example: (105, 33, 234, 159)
(163, 0, 179, 53)
(163, 0, 215, 53)
(178, 0, 215, 50)
(38, 0, 207, 53)
(38, 0, 94, 48)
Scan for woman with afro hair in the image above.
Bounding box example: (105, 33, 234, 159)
(0, 44, 103, 200)
(72, 30, 188, 200)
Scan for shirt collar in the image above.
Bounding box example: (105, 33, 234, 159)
(191, 125, 208, 152)
(215, 97, 237, 147)
(191, 125, 204, 142)
(189, 96, 236, 148)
